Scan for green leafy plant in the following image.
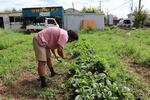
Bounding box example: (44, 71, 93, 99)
(66, 39, 135, 100)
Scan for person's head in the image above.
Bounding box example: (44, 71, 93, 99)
(67, 30, 79, 42)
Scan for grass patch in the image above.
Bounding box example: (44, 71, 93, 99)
(0, 28, 150, 99)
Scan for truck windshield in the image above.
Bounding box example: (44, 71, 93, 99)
(48, 20, 56, 25)
(124, 20, 131, 24)
(36, 17, 45, 23)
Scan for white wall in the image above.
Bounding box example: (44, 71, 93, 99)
(64, 14, 83, 31)
(64, 13, 105, 31)
(128, 14, 135, 22)
(108, 15, 113, 25)
(2, 15, 10, 29)
(10, 22, 22, 31)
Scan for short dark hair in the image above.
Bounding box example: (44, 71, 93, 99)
(67, 30, 79, 40)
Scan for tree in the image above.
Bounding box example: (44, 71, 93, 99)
(3, 9, 12, 13)
(65, 8, 80, 13)
(12, 8, 18, 13)
(81, 7, 104, 14)
(2, 8, 20, 13)
(141, 10, 147, 27)
(133, 6, 148, 28)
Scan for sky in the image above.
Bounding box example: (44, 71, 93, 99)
(0, 0, 149, 18)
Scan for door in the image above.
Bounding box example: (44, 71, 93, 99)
(0, 17, 4, 28)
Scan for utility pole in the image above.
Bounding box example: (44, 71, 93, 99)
(72, 2, 75, 13)
(131, 0, 133, 13)
(99, 0, 101, 10)
(107, 9, 109, 25)
(138, 0, 141, 10)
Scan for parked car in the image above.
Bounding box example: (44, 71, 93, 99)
(26, 18, 59, 32)
(117, 19, 133, 28)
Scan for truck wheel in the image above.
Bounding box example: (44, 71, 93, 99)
(31, 29, 35, 33)
(25, 30, 31, 34)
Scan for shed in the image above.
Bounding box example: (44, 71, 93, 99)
(64, 13, 105, 31)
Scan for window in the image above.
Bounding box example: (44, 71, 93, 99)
(48, 19, 56, 25)
(124, 20, 131, 24)
(9, 16, 23, 22)
(9, 17, 14, 22)
(15, 16, 23, 22)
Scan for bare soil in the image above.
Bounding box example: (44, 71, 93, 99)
(129, 62, 150, 84)
(0, 69, 39, 99)
(121, 54, 150, 84)
(0, 67, 67, 100)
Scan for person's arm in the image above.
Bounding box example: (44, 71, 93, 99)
(57, 45, 65, 59)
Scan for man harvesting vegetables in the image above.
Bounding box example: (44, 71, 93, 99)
(33, 27, 79, 88)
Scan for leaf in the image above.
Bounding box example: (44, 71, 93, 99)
(75, 95, 82, 100)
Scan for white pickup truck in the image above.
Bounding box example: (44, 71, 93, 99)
(26, 18, 59, 32)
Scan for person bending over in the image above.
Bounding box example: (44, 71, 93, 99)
(33, 27, 79, 88)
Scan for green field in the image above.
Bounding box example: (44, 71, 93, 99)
(0, 28, 150, 99)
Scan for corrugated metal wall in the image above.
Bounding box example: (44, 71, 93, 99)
(64, 13, 105, 31)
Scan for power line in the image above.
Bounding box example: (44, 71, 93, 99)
(108, 1, 132, 18)
(109, 0, 131, 11)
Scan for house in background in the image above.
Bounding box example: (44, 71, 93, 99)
(0, 12, 22, 30)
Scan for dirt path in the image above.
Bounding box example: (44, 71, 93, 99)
(122, 54, 150, 84)
(128, 62, 150, 84)
(0, 67, 67, 99)
(0, 69, 38, 99)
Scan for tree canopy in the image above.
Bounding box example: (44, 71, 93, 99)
(133, 6, 148, 28)
(81, 7, 104, 14)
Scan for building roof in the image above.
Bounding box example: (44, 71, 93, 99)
(0, 12, 22, 16)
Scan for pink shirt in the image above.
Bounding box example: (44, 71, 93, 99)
(36, 27, 68, 49)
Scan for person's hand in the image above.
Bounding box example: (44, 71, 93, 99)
(65, 52, 74, 59)
(57, 57, 63, 62)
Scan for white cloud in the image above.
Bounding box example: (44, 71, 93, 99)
(0, 0, 149, 18)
